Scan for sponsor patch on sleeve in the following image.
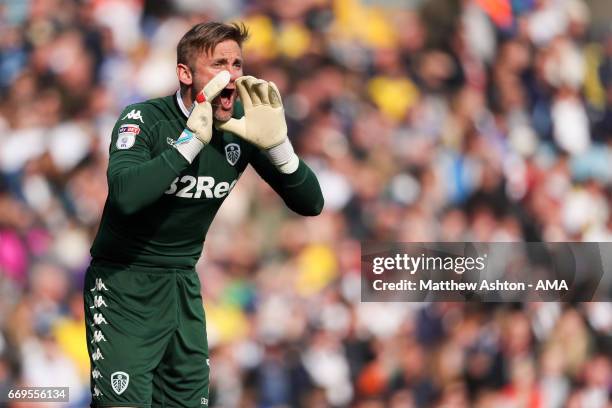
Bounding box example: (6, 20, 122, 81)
(116, 124, 140, 150)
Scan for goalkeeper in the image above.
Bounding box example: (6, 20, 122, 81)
(84, 21, 323, 408)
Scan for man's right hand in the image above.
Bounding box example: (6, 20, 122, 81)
(175, 70, 230, 162)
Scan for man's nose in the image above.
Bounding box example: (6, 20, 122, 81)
(229, 67, 241, 81)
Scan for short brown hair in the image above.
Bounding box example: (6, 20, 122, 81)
(177, 22, 249, 69)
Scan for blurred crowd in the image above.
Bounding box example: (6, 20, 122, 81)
(0, 0, 611, 407)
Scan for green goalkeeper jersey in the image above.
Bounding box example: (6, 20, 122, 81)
(90, 92, 323, 268)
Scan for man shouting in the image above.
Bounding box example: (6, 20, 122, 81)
(84, 21, 323, 407)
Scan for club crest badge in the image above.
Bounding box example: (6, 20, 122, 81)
(225, 143, 241, 166)
(111, 371, 129, 395)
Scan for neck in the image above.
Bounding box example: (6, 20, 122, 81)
(180, 87, 194, 112)
(176, 88, 193, 118)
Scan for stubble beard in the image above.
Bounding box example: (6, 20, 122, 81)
(213, 105, 233, 122)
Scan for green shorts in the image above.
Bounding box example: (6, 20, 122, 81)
(84, 260, 210, 408)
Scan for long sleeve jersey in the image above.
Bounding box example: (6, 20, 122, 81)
(90, 92, 324, 268)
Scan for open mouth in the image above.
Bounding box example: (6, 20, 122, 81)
(217, 88, 234, 110)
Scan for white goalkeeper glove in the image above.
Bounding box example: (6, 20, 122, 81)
(215, 76, 299, 174)
(175, 70, 231, 163)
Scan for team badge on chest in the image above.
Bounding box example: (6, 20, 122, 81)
(225, 143, 241, 166)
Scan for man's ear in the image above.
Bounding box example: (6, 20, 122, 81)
(177, 63, 193, 87)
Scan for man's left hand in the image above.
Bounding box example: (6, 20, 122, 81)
(215, 76, 299, 174)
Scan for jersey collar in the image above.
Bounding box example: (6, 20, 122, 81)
(176, 90, 190, 118)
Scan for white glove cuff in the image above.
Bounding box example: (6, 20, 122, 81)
(174, 128, 204, 163)
(266, 138, 299, 174)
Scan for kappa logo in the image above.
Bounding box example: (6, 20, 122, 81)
(90, 295, 108, 309)
(111, 371, 130, 395)
(225, 143, 241, 166)
(92, 368, 103, 380)
(91, 330, 107, 343)
(90, 278, 108, 292)
(93, 385, 103, 398)
(92, 348, 104, 361)
(201, 397, 209, 406)
(122, 109, 144, 123)
(92, 313, 108, 325)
